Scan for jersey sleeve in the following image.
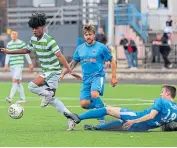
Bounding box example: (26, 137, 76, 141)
(27, 40, 34, 51)
(73, 48, 80, 62)
(48, 39, 60, 54)
(102, 45, 113, 61)
(152, 98, 163, 112)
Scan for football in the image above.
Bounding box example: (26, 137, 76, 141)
(8, 103, 24, 119)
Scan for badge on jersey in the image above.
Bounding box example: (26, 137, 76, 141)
(92, 50, 96, 54)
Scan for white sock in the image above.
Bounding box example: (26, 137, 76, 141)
(50, 97, 71, 115)
(9, 83, 18, 99)
(17, 83, 25, 100)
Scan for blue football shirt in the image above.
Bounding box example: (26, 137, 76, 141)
(73, 41, 113, 80)
(131, 98, 177, 131)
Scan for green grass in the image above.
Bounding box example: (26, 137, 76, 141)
(0, 82, 177, 146)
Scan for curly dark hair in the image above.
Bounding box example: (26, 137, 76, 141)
(28, 13, 47, 28)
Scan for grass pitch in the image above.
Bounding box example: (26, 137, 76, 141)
(0, 82, 177, 147)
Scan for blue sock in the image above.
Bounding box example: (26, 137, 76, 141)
(92, 97, 104, 108)
(79, 107, 107, 120)
(97, 120, 123, 131)
(92, 97, 105, 120)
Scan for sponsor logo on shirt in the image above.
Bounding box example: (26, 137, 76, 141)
(82, 58, 96, 62)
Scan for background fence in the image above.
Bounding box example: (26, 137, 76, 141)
(26, 44, 177, 69)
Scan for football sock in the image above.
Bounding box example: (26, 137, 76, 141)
(79, 107, 107, 120)
(9, 83, 18, 99)
(50, 97, 71, 114)
(28, 82, 52, 96)
(97, 120, 123, 131)
(17, 83, 26, 100)
(92, 97, 105, 121)
(92, 97, 104, 108)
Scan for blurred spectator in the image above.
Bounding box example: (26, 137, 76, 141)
(164, 15, 173, 44)
(160, 0, 168, 8)
(127, 37, 138, 69)
(119, 34, 131, 68)
(0, 36, 5, 67)
(151, 34, 161, 63)
(152, 33, 172, 69)
(95, 27, 107, 45)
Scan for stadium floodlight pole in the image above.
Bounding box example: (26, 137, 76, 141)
(108, 0, 115, 46)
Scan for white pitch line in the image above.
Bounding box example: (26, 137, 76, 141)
(0, 103, 153, 109)
(0, 96, 155, 102)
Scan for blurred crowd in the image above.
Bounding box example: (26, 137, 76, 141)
(1, 14, 177, 70)
(151, 14, 174, 69)
(119, 34, 138, 69)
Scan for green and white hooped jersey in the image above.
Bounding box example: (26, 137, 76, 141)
(7, 39, 26, 68)
(27, 33, 62, 73)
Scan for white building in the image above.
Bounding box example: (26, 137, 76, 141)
(141, 0, 177, 31)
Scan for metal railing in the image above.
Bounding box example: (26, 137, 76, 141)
(7, 5, 108, 27)
(27, 44, 177, 69)
(144, 44, 177, 69)
(115, 4, 148, 41)
(7, 4, 177, 35)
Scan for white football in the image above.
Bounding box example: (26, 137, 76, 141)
(8, 103, 24, 119)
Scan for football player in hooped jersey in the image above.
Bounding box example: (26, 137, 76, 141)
(65, 85, 177, 132)
(60, 24, 117, 124)
(1, 13, 79, 130)
(5, 30, 33, 104)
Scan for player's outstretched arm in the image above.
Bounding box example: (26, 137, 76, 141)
(124, 110, 158, 129)
(110, 58, 118, 87)
(56, 51, 72, 74)
(1, 48, 30, 54)
(60, 60, 81, 81)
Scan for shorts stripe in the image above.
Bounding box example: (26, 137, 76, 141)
(100, 77, 104, 90)
(120, 112, 137, 116)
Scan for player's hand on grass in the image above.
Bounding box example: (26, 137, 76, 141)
(124, 120, 135, 129)
(1, 48, 9, 54)
(71, 72, 82, 80)
(4, 65, 9, 71)
(29, 64, 34, 71)
(111, 76, 117, 87)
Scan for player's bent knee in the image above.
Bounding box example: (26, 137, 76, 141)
(91, 91, 99, 98)
(13, 79, 20, 83)
(80, 100, 90, 109)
